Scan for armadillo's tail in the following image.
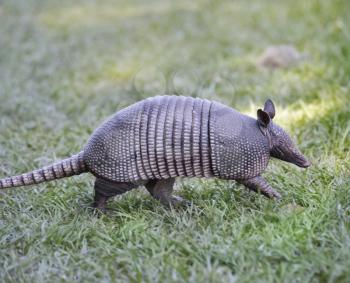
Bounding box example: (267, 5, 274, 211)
(0, 151, 87, 189)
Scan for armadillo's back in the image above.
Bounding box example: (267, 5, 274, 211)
(83, 95, 215, 182)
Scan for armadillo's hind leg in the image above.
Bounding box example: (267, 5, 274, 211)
(145, 178, 190, 207)
(93, 178, 137, 210)
(237, 176, 281, 200)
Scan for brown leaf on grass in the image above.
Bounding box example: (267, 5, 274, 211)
(257, 45, 308, 69)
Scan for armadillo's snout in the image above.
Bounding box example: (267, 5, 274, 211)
(294, 153, 311, 168)
(299, 159, 311, 168)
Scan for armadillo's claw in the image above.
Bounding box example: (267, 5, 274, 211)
(258, 187, 282, 201)
(238, 176, 282, 202)
(167, 196, 192, 208)
(261, 186, 282, 200)
(271, 190, 282, 201)
(89, 204, 108, 217)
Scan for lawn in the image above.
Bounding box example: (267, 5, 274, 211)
(0, 0, 349, 282)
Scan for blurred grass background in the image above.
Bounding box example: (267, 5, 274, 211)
(0, 0, 349, 282)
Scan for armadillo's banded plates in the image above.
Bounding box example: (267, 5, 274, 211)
(83, 95, 215, 182)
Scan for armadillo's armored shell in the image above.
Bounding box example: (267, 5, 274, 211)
(209, 103, 270, 180)
(83, 95, 270, 182)
(83, 96, 214, 182)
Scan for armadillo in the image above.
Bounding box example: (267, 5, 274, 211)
(0, 96, 310, 209)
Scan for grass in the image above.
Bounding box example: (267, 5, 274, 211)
(0, 0, 349, 282)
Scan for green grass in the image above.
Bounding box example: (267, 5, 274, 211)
(0, 0, 350, 282)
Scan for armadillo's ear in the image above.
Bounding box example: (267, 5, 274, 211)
(263, 99, 275, 119)
(257, 109, 271, 127)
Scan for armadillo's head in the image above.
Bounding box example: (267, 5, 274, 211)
(257, 99, 311, 168)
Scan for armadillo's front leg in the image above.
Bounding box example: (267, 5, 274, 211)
(237, 176, 281, 200)
(145, 178, 189, 207)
